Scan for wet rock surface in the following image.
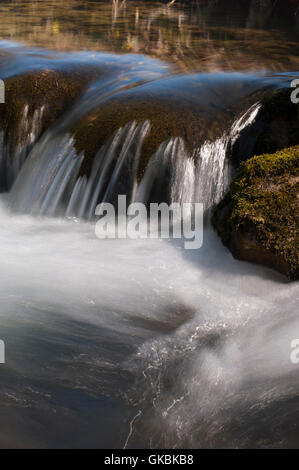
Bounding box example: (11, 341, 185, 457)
(72, 74, 266, 179)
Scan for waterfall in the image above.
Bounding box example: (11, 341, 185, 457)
(9, 102, 261, 219)
(0, 105, 45, 191)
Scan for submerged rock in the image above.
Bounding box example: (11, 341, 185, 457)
(212, 146, 299, 280)
(0, 68, 95, 190)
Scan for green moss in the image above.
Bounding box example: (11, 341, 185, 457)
(212, 146, 299, 280)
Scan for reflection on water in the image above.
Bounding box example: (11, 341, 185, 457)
(0, 0, 298, 72)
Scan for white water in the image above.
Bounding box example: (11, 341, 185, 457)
(0, 105, 45, 190)
(195, 102, 262, 211)
(0, 196, 298, 448)
(136, 137, 195, 206)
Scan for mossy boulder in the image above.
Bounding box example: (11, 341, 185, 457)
(212, 146, 299, 280)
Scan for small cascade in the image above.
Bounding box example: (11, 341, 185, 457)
(137, 102, 261, 215)
(0, 105, 45, 191)
(194, 138, 229, 213)
(195, 102, 262, 213)
(10, 133, 83, 215)
(136, 132, 229, 216)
